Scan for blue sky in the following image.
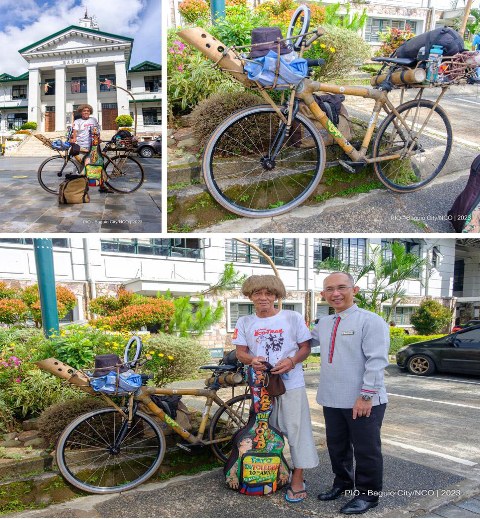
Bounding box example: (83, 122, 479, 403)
(0, 0, 161, 76)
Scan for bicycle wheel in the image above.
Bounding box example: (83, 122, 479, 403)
(372, 99, 453, 192)
(287, 5, 311, 51)
(104, 155, 144, 193)
(56, 408, 165, 494)
(203, 105, 326, 218)
(37, 156, 82, 194)
(209, 393, 252, 463)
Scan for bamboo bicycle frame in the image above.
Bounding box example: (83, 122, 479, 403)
(36, 357, 248, 447)
(179, 26, 450, 166)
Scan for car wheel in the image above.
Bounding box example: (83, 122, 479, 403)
(139, 147, 154, 158)
(407, 354, 435, 376)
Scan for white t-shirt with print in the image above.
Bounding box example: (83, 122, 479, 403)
(232, 310, 312, 390)
(73, 117, 99, 149)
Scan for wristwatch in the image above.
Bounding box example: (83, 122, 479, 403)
(361, 394, 373, 401)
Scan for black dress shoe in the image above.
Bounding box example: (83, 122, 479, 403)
(318, 486, 353, 501)
(340, 497, 378, 514)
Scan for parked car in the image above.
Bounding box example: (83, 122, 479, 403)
(396, 325, 480, 376)
(137, 137, 161, 158)
(451, 320, 480, 333)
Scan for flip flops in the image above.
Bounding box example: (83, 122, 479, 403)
(285, 482, 307, 503)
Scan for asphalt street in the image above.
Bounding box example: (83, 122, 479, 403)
(202, 84, 480, 233)
(0, 156, 161, 233)
(17, 366, 480, 518)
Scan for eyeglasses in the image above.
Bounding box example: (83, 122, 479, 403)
(323, 285, 354, 293)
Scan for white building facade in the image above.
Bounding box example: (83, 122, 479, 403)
(0, 13, 161, 134)
(0, 237, 477, 356)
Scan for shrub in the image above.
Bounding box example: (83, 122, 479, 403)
(410, 300, 453, 335)
(389, 326, 405, 354)
(37, 396, 107, 448)
(143, 332, 211, 386)
(0, 299, 29, 325)
(190, 91, 263, 148)
(89, 287, 142, 316)
(92, 300, 175, 332)
(307, 24, 371, 81)
(0, 369, 83, 425)
(168, 29, 244, 114)
(0, 282, 18, 299)
(20, 121, 37, 130)
(169, 296, 224, 337)
(21, 284, 76, 327)
(179, 0, 210, 24)
(403, 334, 446, 346)
(375, 26, 415, 58)
(115, 115, 133, 128)
(0, 328, 53, 366)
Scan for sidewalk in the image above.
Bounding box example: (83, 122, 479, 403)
(15, 447, 479, 518)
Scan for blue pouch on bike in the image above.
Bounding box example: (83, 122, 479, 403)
(244, 50, 308, 89)
(90, 370, 142, 395)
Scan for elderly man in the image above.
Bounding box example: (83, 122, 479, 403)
(312, 272, 389, 515)
(233, 275, 319, 503)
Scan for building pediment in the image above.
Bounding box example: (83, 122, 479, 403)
(19, 26, 133, 62)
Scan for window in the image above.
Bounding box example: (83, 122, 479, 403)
(99, 74, 115, 92)
(101, 238, 202, 258)
(142, 108, 161, 125)
(383, 306, 415, 325)
(144, 75, 161, 92)
(6, 113, 27, 130)
(102, 103, 118, 110)
(226, 239, 296, 267)
(314, 239, 366, 266)
(431, 246, 440, 269)
(44, 79, 55, 95)
(365, 18, 417, 43)
(0, 238, 69, 247)
(229, 302, 298, 329)
(127, 80, 132, 90)
(70, 77, 87, 94)
(12, 85, 27, 99)
(453, 259, 465, 293)
(457, 328, 480, 346)
(60, 309, 75, 323)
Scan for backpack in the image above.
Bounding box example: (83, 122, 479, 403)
(224, 366, 290, 496)
(58, 174, 90, 204)
(448, 154, 480, 232)
(395, 27, 464, 61)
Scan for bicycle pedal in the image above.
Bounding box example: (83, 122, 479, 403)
(176, 443, 192, 452)
(176, 442, 205, 453)
(338, 160, 366, 173)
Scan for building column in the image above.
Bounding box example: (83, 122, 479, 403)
(28, 68, 42, 130)
(114, 60, 129, 116)
(55, 66, 66, 132)
(86, 64, 98, 119)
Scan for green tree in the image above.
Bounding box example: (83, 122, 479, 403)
(316, 241, 428, 321)
(410, 299, 453, 335)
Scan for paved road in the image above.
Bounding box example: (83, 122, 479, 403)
(202, 84, 480, 233)
(17, 366, 480, 518)
(0, 156, 161, 233)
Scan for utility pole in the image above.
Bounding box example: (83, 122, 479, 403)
(33, 238, 59, 337)
(459, 0, 474, 37)
(211, 0, 225, 23)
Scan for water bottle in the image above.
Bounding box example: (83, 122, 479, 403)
(426, 45, 443, 82)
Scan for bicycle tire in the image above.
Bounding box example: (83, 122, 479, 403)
(373, 99, 453, 192)
(37, 156, 82, 194)
(209, 393, 252, 463)
(203, 105, 326, 218)
(56, 408, 165, 494)
(104, 155, 145, 193)
(287, 5, 311, 51)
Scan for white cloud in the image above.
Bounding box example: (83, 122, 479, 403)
(0, 0, 156, 75)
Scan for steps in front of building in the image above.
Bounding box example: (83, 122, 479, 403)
(7, 130, 118, 157)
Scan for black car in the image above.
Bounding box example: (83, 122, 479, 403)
(396, 325, 480, 376)
(137, 137, 161, 158)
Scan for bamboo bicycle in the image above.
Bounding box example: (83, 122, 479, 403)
(179, 6, 476, 218)
(35, 133, 145, 195)
(37, 337, 250, 494)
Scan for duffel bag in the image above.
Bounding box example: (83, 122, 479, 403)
(395, 27, 464, 61)
(58, 174, 90, 204)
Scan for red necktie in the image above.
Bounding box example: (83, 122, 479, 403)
(328, 315, 341, 364)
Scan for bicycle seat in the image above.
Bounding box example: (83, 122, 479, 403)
(372, 57, 417, 67)
(198, 364, 238, 371)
